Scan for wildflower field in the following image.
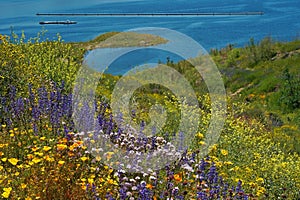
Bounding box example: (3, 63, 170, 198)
(0, 32, 300, 199)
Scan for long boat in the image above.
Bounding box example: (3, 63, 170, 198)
(39, 20, 77, 25)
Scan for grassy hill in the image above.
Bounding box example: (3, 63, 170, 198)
(211, 38, 300, 153)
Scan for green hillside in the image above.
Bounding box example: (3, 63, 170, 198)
(212, 38, 300, 154)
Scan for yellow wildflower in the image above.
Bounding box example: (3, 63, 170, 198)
(221, 149, 228, 156)
(210, 144, 217, 151)
(256, 177, 264, 184)
(80, 156, 88, 162)
(82, 145, 87, 150)
(58, 160, 65, 165)
(146, 184, 153, 189)
(0, 144, 8, 148)
(34, 152, 44, 157)
(224, 161, 233, 165)
(1, 187, 12, 198)
(215, 161, 223, 167)
(106, 152, 114, 161)
(40, 137, 46, 141)
(69, 143, 79, 151)
(88, 178, 94, 184)
(174, 173, 182, 182)
(256, 186, 266, 196)
(32, 158, 42, 164)
(17, 164, 23, 169)
(249, 182, 257, 188)
(57, 144, 67, 151)
(229, 166, 240, 172)
(27, 154, 34, 159)
(107, 178, 117, 185)
(31, 146, 39, 152)
(43, 146, 51, 152)
(196, 132, 204, 139)
(248, 93, 255, 98)
(95, 155, 101, 161)
(44, 155, 54, 162)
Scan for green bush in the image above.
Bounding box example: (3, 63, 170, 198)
(279, 68, 300, 111)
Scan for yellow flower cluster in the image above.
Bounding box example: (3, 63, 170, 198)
(209, 102, 300, 198)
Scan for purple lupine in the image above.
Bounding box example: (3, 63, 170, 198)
(31, 105, 40, 121)
(105, 192, 115, 200)
(172, 187, 179, 196)
(223, 183, 229, 196)
(0, 97, 6, 125)
(96, 112, 104, 130)
(138, 181, 153, 200)
(197, 191, 207, 200)
(61, 94, 69, 117)
(106, 114, 114, 135)
(85, 183, 90, 192)
(119, 187, 127, 200)
(38, 86, 49, 115)
(8, 97, 25, 128)
(55, 87, 64, 119)
(191, 152, 196, 163)
(66, 93, 73, 118)
(179, 149, 189, 166)
(177, 131, 186, 152)
(199, 159, 207, 171)
(9, 85, 16, 101)
(75, 101, 92, 132)
(92, 184, 96, 194)
(207, 163, 217, 184)
(236, 180, 243, 193)
(151, 136, 156, 150)
(28, 84, 34, 105)
(50, 91, 60, 127)
(33, 123, 38, 134)
(15, 97, 24, 116)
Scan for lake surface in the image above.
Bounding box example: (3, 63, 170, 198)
(1, 0, 300, 75)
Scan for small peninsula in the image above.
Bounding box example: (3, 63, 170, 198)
(73, 31, 168, 50)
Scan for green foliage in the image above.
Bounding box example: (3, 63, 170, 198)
(243, 37, 276, 67)
(225, 48, 240, 67)
(275, 39, 300, 53)
(279, 68, 300, 111)
(0, 32, 85, 97)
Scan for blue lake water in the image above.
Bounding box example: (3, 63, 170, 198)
(1, 0, 300, 75)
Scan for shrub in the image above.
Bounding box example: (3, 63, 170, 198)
(279, 68, 300, 111)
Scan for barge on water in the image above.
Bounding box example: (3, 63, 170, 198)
(39, 20, 77, 25)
